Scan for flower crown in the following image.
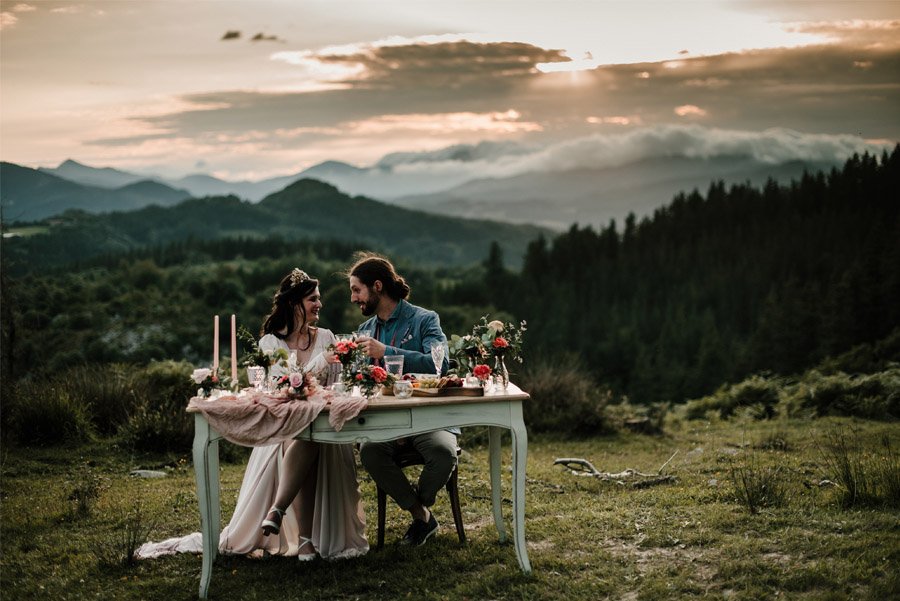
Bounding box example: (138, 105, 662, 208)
(290, 268, 311, 287)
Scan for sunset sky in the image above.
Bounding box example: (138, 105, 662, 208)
(1, 0, 898, 181)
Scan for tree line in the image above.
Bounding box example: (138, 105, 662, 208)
(2, 148, 897, 407)
(499, 147, 900, 402)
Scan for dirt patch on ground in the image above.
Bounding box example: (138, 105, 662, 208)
(603, 540, 717, 581)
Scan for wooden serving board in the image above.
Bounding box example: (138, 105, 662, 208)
(413, 386, 484, 397)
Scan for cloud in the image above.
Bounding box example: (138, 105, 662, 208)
(787, 19, 900, 48)
(378, 125, 894, 180)
(12, 3, 36, 12)
(345, 110, 542, 135)
(82, 40, 900, 178)
(50, 6, 81, 14)
(273, 38, 569, 88)
(0, 12, 17, 29)
(674, 105, 708, 117)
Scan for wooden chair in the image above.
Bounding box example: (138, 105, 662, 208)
(376, 445, 466, 548)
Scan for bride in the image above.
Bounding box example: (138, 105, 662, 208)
(138, 268, 368, 561)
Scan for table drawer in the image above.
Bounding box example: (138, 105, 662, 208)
(322, 409, 412, 432)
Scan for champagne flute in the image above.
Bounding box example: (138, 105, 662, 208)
(430, 342, 445, 377)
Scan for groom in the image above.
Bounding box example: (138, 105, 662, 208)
(348, 252, 455, 546)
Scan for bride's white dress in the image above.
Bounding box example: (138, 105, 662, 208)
(137, 328, 368, 560)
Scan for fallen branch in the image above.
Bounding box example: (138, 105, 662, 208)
(554, 452, 678, 488)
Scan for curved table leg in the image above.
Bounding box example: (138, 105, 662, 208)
(488, 426, 507, 543)
(193, 414, 221, 599)
(510, 403, 532, 574)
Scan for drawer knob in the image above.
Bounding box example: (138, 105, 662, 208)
(357, 417, 366, 425)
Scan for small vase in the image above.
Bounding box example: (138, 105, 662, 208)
(494, 355, 509, 390)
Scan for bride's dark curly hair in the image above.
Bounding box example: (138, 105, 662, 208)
(260, 269, 319, 339)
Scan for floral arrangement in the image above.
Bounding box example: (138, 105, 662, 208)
(352, 364, 395, 399)
(450, 315, 527, 371)
(328, 336, 395, 398)
(191, 367, 233, 397)
(273, 370, 318, 400)
(329, 337, 360, 371)
(238, 326, 288, 374)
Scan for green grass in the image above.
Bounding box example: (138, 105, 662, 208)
(2, 417, 899, 600)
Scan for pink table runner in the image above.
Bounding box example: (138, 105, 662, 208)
(187, 388, 369, 446)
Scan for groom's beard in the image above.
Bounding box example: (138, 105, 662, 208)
(359, 290, 380, 317)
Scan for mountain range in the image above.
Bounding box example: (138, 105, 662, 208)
(3, 145, 843, 229)
(1, 162, 192, 223)
(1, 178, 548, 273)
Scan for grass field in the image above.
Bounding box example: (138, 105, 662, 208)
(1, 416, 898, 600)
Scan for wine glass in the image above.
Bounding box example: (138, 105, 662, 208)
(430, 342, 445, 377)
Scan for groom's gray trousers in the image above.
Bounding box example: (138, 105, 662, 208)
(359, 430, 458, 509)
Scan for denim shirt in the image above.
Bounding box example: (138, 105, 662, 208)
(357, 300, 457, 435)
(356, 299, 449, 376)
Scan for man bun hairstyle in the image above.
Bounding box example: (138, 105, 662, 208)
(348, 252, 410, 301)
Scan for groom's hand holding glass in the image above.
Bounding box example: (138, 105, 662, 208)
(355, 335, 386, 360)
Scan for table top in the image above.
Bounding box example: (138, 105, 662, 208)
(364, 383, 528, 409)
(187, 383, 529, 414)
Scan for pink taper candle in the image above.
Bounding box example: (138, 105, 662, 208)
(231, 314, 238, 381)
(213, 315, 219, 372)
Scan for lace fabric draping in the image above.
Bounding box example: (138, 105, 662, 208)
(185, 386, 369, 443)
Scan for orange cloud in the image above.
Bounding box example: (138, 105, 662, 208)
(674, 105, 707, 117)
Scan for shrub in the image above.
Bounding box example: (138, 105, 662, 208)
(120, 360, 196, 453)
(518, 359, 614, 435)
(605, 400, 669, 435)
(94, 501, 156, 569)
(4, 381, 94, 446)
(729, 455, 788, 514)
(754, 428, 792, 451)
(56, 364, 138, 435)
(684, 374, 781, 420)
(821, 427, 900, 508)
(67, 467, 104, 519)
(820, 427, 877, 507)
(785, 368, 900, 419)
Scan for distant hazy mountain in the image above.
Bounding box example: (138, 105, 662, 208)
(37, 156, 472, 202)
(172, 159, 458, 201)
(3, 178, 548, 271)
(38, 159, 150, 189)
(1, 162, 192, 223)
(23, 145, 842, 230)
(391, 156, 839, 230)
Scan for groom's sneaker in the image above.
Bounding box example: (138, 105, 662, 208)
(401, 514, 439, 546)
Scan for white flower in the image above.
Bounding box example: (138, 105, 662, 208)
(191, 368, 212, 384)
(488, 320, 505, 333)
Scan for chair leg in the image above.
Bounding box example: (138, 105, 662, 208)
(376, 486, 387, 550)
(446, 466, 466, 544)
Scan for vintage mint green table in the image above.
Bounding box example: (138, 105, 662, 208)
(190, 385, 532, 599)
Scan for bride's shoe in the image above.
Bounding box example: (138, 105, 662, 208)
(261, 506, 286, 536)
(297, 536, 317, 562)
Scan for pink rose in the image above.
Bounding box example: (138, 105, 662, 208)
(289, 372, 303, 388)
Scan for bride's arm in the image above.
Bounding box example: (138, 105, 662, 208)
(307, 330, 341, 385)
